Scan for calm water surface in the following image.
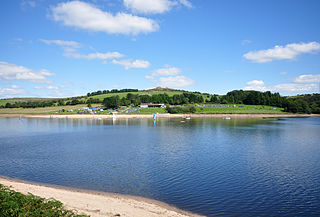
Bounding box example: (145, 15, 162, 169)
(0, 117, 319, 216)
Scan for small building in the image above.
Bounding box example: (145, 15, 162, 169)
(140, 103, 148, 108)
(140, 103, 165, 108)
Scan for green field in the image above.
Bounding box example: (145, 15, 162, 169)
(0, 98, 57, 106)
(0, 104, 101, 114)
(195, 104, 285, 114)
(132, 107, 168, 114)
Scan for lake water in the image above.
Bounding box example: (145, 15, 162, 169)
(0, 117, 319, 216)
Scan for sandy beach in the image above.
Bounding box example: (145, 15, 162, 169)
(0, 113, 318, 119)
(0, 177, 200, 217)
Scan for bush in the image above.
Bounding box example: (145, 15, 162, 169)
(0, 184, 87, 217)
(166, 106, 196, 114)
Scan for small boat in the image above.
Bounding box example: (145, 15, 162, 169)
(223, 117, 231, 120)
(184, 116, 191, 120)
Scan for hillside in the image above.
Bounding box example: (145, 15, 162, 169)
(0, 88, 318, 114)
(0, 87, 211, 107)
(85, 88, 208, 101)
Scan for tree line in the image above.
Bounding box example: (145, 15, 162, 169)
(102, 93, 204, 109)
(87, 89, 139, 97)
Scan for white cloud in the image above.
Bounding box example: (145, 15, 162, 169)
(178, 0, 192, 8)
(159, 75, 194, 87)
(243, 42, 320, 63)
(124, 0, 172, 14)
(40, 38, 124, 61)
(112, 59, 150, 69)
(244, 74, 320, 94)
(0, 62, 54, 83)
(146, 64, 193, 87)
(246, 80, 265, 86)
(145, 74, 155, 81)
(292, 74, 320, 83)
(40, 39, 82, 54)
(271, 83, 318, 93)
(66, 51, 124, 60)
(244, 80, 268, 92)
(34, 86, 59, 90)
(124, 0, 192, 14)
(146, 65, 181, 81)
(241, 40, 251, 46)
(51, 1, 159, 35)
(0, 85, 26, 98)
(21, 0, 36, 9)
(40, 39, 81, 48)
(151, 65, 181, 76)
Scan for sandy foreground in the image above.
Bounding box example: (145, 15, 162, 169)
(0, 177, 201, 217)
(0, 113, 318, 119)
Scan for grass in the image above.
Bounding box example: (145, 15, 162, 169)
(0, 184, 87, 217)
(0, 104, 101, 114)
(132, 107, 168, 114)
(0, 98, 64, 106)
(195, 104, 286, 114)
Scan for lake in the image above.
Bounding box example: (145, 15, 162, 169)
(0, 117, 319, 216)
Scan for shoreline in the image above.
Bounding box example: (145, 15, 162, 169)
(0, 113, 319, 119)
(0, 176, 201, 217)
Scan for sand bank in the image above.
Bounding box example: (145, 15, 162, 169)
(0, 113, 318, 119)
(0, 177, 200, 217)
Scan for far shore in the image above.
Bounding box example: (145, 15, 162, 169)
(0, 176, 201, 217)
(0, 113, 319, 119)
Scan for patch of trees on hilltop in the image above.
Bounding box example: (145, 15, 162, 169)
(87, 89, 139, 97)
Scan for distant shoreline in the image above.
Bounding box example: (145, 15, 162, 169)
(0, 113, 319, 119)
(0, 176, 201, 217)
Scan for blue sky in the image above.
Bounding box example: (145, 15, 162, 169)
(0, 0, 319, 98)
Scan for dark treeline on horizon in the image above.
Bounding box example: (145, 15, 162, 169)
(87, 89, 139, 97)
(1, 89, 320, 114)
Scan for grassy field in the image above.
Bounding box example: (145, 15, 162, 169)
(195, 104, 285, 114)
(0, 98, 55, 106)
(132, 107, 168, 114)
(0, 104, 101, 114)
(0, 184, 87, 217)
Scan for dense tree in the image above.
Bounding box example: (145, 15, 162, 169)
(103, 96, 120, 109)
(166, 106, 196, 114)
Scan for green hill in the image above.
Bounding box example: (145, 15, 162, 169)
(85, 87, 208, 101)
